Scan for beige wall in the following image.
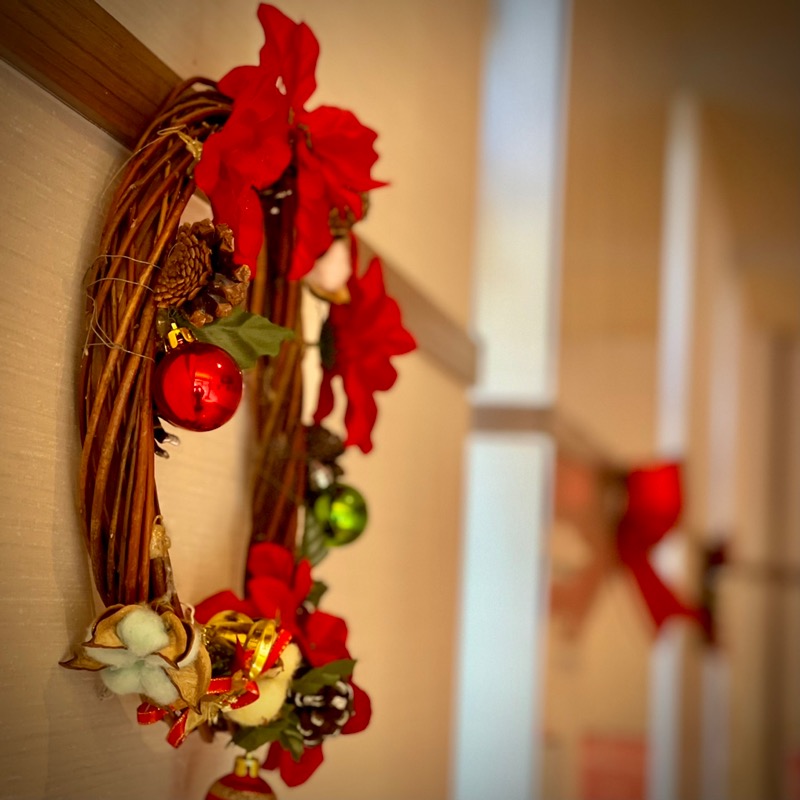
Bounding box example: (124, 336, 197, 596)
(0, 3, 486, 798)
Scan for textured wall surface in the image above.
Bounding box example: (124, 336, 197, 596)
(0, 2, 485, 798)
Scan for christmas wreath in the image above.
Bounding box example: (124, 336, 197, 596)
(62, 5, 415, 797)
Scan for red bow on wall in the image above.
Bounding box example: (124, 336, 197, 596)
(551, 459, 707, 635)
(615, 463, 704, 630)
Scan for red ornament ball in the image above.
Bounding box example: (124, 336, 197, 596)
(153, 341, 242, 432)
(206, 756, 276, 800)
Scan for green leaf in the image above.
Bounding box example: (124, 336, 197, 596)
(280, 729, 306, 763)
(291, 659, 356, 696)
(300, 509, 329, 567)
(305, 580, 328, 610)
(232, 721, 287, 752)
(191, 308, 294, 369)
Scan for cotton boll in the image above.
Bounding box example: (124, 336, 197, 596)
(116, 607, 171, 657)
(84, 646, 137, 668)
(101, 662, 145, 697)
(138, 662, 181, 706)
(100, 660, 180, 706)
(224, 643, 302, 727)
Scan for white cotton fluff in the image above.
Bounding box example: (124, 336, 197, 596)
(137, 661, 181, 705)
(101, 659, 179, 706)
(116, 607, 171, 657)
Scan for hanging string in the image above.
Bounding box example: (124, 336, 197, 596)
(93, 137, 163, 213)
(94, 123, 203, 213)
(83, 268, 160, 360)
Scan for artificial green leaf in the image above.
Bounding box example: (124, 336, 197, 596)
(305, 580, 328, 610)
(300, 509, 329, 567)
(232, 720, 287, 752)
(282, 725, 304, 741)
(280, 729, 306, 763)
(291, 659, 356, 696)
(191, 308, 294, 369)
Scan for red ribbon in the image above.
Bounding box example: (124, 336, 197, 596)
(615, 463, 704, 630)
(135, 629, 291, 748)
(137, 676, 263, 748)
(136, 703, 167, 725)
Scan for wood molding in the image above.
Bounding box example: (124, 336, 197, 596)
(0, 0, 179, 148)
(0, 0, 478, 385)
(472, 404, 619, 466)
(358, 239, 477, 384)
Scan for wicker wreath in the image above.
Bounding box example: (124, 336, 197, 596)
(78, 79, 304, 609)
(64, 5, 416, 795)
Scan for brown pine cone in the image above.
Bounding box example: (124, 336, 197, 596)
(306, 424, 345, 491)
(154, 220, 215, 308)
(155, 220, 252, 325)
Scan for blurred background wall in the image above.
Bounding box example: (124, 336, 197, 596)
(546, 2, 800, 800)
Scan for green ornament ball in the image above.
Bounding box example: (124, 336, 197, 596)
(313, 484, 368, 546)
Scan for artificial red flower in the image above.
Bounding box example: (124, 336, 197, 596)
(314, 238, 417, 453)
(256, 4, 319, 109)
(263, 606, 372, 787)
(253, 6, 384, 278)
(246, 543, 312, 637)
(194, 543, 311, 638)
(299, 609, 350, 667)
(195, 4, 385, 279)
(194, 72, 291, 271)
(292, 106, 385, 280)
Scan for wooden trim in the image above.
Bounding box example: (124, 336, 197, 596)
(0, 0, 478, 384)
(358, 239, 477, 384)
(471, 404, 552, 433)
(471, 404, 619, 467)
(0, 0, 179, 148)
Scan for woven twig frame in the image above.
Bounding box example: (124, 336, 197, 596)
(79, 78, 306, 611)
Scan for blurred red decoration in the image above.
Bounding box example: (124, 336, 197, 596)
(551, 460, 707, 635)
(615, 463, 705, 630)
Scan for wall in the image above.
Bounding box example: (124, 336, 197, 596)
(0, 2, 486, 798)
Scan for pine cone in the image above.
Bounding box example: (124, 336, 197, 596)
(306, 425, 345, 464)
(306, 425, 345, 492)
(156, 220, 252, 325)
(292, 680, 354, 746)
(154, 220, 215, 308)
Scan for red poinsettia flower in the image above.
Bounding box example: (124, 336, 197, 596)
(263, 607, 372, 787)
(256, 3, 319, 109)
(292, 106, 385, 280)
(194, 70, 291, 271)
(194, 543, 311, 638)
(300, 609, 350, 667)
(195, 4, 385, 279)
(314, 238, 417, 453)
(253, 5, 385, 278)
